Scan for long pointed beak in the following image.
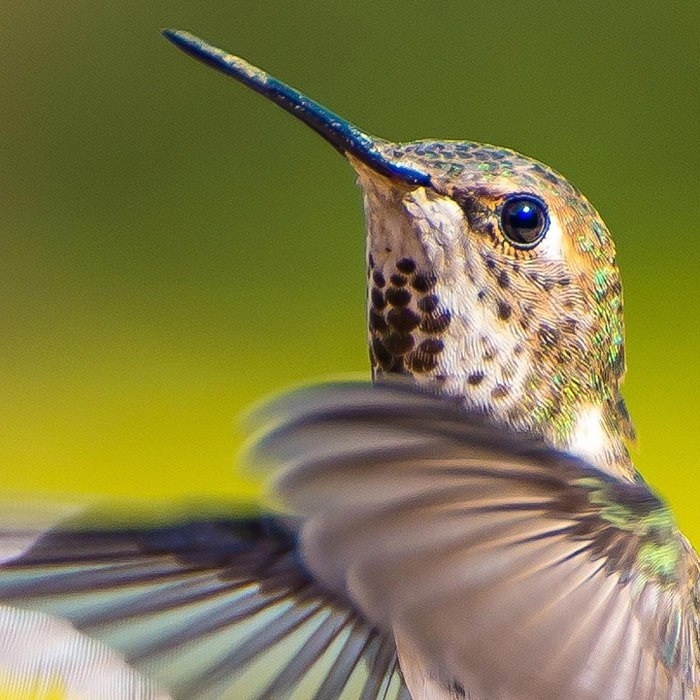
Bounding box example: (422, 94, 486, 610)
(162, 30, 431, 187)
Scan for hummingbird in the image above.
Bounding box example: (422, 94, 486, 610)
(0, 28, 697, 700)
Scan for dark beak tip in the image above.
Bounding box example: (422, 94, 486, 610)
(161, 28, 183, 45)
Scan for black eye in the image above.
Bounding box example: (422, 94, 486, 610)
(499, 195, 549, 248)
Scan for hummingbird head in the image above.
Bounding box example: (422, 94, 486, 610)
(163, 30, 635, 474)
(356, 141, 633, 471)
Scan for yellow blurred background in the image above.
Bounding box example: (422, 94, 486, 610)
(1, 3, 698, 539)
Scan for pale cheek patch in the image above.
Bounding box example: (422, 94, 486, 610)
(537, 212, 565, 262)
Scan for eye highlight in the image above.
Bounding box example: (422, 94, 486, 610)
(499, 194, 549, 249)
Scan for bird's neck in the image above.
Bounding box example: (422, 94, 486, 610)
(541, 396, 635, 479)
(488, 350, 636, 479)
(435, 370, 634, 480)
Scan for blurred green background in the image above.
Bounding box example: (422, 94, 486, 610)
(1, 2, 698, 537)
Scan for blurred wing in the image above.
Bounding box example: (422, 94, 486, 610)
(251, 380, 700, 700)
(0, 505, 407, 700)
(0, 605, 169, 699)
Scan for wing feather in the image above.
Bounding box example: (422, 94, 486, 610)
(0, 509, 407, 698)
(2, 380, 698, 699)
(250, 380, 700, 699)
(0, 605, 170, 698)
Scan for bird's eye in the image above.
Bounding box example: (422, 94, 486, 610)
(499, 195, 549, 249)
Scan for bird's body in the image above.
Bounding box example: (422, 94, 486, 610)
(0, 29, 697, 700)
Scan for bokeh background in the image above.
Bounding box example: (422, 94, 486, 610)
(2, 2, 698, 538)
